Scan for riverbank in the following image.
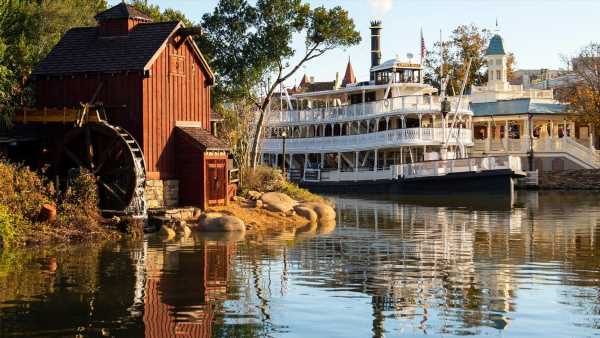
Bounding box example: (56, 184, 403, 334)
(0, 161, 121, 248)
(209, 199, 319, 231)
(207, 166, 335, 232)
(538, 169, 600, 190)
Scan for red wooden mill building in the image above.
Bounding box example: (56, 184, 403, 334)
(27, 3, 231, 210)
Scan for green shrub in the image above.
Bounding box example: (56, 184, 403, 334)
(59, 169, 98, 215)
(241, 165, 286, 193)
(0, 204, 25, 248)
(241, 165, 325, 203)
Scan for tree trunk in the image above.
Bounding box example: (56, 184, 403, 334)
(250, 107, 267, 170)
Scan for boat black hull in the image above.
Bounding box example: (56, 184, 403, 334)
(300, 169, 517, 195)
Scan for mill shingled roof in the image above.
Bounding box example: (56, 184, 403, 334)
(486, 34, 506, 56)
(32, 21, 180, 75)
(177, 126, 229, 151)
(94, 3, 152, 22)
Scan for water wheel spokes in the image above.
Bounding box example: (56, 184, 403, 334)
(61, 122, 146, 215)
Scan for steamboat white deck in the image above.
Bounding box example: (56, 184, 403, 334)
(262, 127, 472, 153)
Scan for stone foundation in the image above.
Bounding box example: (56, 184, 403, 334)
(539, 170, 600, 190)
(145, 179, 179, 208)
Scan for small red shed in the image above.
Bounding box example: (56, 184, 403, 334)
(30, 3, 230, 209)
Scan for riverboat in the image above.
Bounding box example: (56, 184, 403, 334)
(260, 21, 524, 194)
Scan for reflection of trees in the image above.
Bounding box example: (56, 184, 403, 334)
(0, 241, 143, 336)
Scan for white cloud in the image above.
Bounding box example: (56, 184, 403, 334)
(368, 0, 393, 18)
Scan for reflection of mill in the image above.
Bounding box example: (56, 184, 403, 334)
(142, 239, 234, 338)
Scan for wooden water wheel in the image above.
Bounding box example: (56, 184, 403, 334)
(61, 122, 146, 216)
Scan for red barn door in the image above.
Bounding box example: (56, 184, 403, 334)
(206, 158, 227, 207)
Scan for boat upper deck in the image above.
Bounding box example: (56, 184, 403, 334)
(269, 93, 472, 126)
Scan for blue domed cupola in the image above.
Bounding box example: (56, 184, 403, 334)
(485, 34, 509, 90)
(486, 34, 506, 56)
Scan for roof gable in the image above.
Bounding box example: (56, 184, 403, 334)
(32, 21, 180, 76)
(33, 20, 215, 84)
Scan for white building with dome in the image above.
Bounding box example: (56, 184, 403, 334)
(468, 34, 600, 171)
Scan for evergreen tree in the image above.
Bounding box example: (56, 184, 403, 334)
(0, 0, 107, 126)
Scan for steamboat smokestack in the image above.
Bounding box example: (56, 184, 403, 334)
(370, 21, 382, 81)
(370, 20, 382, 69)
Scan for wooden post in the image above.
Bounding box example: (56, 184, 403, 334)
(400, 147, 403, 165)
(486, 120, 491, 152)
(374, 149, 378, 171)
(361, 89, 365, 116)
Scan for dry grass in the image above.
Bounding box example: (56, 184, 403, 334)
(209, 200, 310, 231)
(0, 160, 120, 247)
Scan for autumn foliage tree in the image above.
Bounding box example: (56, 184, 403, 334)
(557, 43, 600, 128)
(424, 24, 515, 95)
(198, 0, 361, 169)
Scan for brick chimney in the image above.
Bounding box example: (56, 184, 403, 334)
(95, 3, 153, 37)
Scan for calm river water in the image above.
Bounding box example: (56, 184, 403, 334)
(1, 191, 600, 337)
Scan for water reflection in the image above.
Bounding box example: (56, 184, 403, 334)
(143, 236, 234, 338)
(0, 191, 599, 337)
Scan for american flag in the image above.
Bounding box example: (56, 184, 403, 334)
(420, 28, 427, 65)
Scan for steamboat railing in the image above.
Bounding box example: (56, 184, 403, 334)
(269, 95, 471, 125)
(399, 155, 523, 179)
(295, 155, 522, 183)
(472, 137, 600, 169)
(262, 127, 472, 153)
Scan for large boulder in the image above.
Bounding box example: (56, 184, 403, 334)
(294, 205, 318, 223)
(260, 192, 297, 213)
(298, 202, 336, 222)
(199, 212, 245, 232)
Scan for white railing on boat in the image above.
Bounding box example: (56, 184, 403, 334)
(262, 127, 472, 153)
(471, 137, 600, 169)
(399, 155, 523, 179)
(298, 155, 522, 183)
(269, 95, 471, 125)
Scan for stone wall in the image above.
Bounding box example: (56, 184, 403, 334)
(145, 179, 179, 208)
(539, 170, 600, 189)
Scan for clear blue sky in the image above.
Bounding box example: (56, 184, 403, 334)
(110, 0, 600, 87)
